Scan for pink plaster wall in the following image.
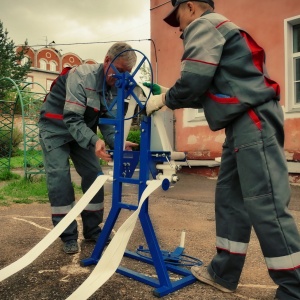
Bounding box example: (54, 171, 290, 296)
(150, 0, 300, 160)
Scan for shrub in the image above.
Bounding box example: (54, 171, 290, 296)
(97, 128, 141, 148)
(0, 169, 20, 181)
(127, 129, 140, 148)
(11, 127, 23, 156)
(0, 126, 22, 157)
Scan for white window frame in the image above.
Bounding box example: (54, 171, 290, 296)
(46, 79, 54, 91)
(284, 15, 300, 113)
(21, 56, 29, 66)
(49, 61, 57, 72)
(39, 59, 47, 70)
(183, 107, 207, 127)
(26, 76, 33, 83)
(63, 63, 71, 68)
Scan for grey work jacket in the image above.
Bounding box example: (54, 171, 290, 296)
(166, 11, 280, 131)
(39, 63, 116, 152)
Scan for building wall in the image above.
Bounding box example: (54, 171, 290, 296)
(36, 48, 60, 70)
(61, 53, 83, 69)
(16, 45, 98, 94)
(150, 0, 300, 161)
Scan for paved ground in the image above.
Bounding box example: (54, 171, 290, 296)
(0, 167, 299, 300)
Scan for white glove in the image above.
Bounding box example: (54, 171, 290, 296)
(157, 85, 169, 94)
(146, 93, 166, 116)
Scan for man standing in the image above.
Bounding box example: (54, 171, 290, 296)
(146, 1, 300, 299)
(39, 42, 137, 254)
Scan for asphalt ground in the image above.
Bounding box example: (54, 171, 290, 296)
(0, 167, 299, 299)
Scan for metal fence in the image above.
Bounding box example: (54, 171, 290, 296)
(0, 78, 46, 178)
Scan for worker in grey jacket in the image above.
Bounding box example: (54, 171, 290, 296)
(39, 42, 138, 254)
(146, 1, 300, 299)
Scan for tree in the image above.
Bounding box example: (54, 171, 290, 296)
(0, 21, 31, 99)
(139, 62, 151, 83)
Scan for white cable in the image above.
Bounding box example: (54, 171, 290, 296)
(0, 175, 109, 282)
(67, 179, 163, 300)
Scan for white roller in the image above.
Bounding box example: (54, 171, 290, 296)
(123, 85, 146, 147)
(123, 96, 137, 146)
(0, 175, 109, 282)
(67, 179, 162, 300)
(139, 84, 185, 160)
(152, 113, 185, 161)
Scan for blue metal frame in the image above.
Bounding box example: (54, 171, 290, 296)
(81, 53, 200, 297)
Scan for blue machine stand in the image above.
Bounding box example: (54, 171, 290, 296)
(80, 50, 202, 297)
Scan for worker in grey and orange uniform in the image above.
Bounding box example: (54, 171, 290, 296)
(39, 42, 138, 254)
(145, 1, 300, 299)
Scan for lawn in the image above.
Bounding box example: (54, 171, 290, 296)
(0, 155, 82, 206)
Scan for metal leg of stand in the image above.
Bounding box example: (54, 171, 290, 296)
(80, 60, 198, 297)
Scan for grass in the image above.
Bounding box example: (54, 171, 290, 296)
(9, 155, 25, 168)
(0, 140, 115, 206)
(0, 155, 24, 170)
(0, 170, 20, 181)
(0, 176, 48, 206)
(0, 173, 83, 206)
(0, 149, 45, 169)
(1, 152, 107, 169)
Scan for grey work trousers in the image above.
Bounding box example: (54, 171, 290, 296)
(207, 101, 300, 300)
(40, 138, 104, 242)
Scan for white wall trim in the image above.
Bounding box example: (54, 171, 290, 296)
(183, 108, 208, 128)
(284, 15, 300, 113)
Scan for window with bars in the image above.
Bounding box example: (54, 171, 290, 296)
(293, 24, 300, 105)
(285, 16, 300, 112)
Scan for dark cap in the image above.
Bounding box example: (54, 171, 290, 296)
(164, 0, 215, 27)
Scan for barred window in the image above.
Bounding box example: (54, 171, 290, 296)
(285, 16, 300, 112)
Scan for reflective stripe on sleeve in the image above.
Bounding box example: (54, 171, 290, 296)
(265, 251, 300, 271)
(216, 236, 248, 255)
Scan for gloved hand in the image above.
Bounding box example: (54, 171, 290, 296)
(143, 82, 169, 95)
(146, 93, 165, 116)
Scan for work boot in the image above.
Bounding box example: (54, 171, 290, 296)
(84, 231, 114, 244)
(63, 240, 79, 254)
(191, 265, 236, 293)
(85, 223, 115, 244)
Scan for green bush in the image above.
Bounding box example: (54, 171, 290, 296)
(0, 126, 22, 157)
(0, 169, 20, 181)
(11, 127, 23, 156)
(127, 130, 140, 148)
(97, 128, 141, 148)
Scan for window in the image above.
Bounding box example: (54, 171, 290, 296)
(294, 24, 300, 105)
(184, 108, 206, 128)
(21, 56, 29, 66)
(20, 76, 33, 89)
(46, 79, 54, 91)
(25, 76, 33, 88)
(49, 61, 57, 72)
(285, 16, 300, 112)
(40, 59, 47, 70)
(26, 76, 33, 83)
